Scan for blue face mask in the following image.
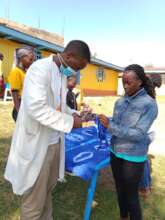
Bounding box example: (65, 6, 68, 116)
(60, 64, 77, 77)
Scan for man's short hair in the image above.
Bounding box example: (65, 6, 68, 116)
(64, 40, 91, 63)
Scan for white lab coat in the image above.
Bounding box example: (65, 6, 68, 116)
(4, 56, 76, 195)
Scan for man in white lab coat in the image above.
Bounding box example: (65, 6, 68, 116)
(4, 40, 91, 220)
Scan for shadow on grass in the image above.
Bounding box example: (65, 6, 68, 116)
(0, 134, 165, 220)
(0, 136, 20, 220)
(52, 160, 165, 220)
(142, 186, 165, 220)
(0, 136, 12, 145)
(53, 175, 119, 220)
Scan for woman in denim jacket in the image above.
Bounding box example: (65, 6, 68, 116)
(99, 64, 158, 220)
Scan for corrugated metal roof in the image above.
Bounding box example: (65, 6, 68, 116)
(0, 24, 123, 72)
(91, 57, 123, 71)
(0, 25, 63, 52)
(0, 18, 64, 46)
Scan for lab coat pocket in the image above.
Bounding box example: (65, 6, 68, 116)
(25, 117, 40, 135)
(17, 117, 40, 160)
(17, 129, 39, 161)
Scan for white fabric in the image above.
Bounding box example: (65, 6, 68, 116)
(148, 121, 156, 142)
(48, 72, 79, 145)
(48, 68, 62, 145)
(4, 55, 74, 195)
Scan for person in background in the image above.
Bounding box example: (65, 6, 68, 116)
(149, 73, 162, 89)
(0, 52, 5, 98)
(67, 75, 79, 110)
(8, 47, 35, 121)
(139, 73, 162, 198)
(66, 75, 94, 121)
(5, 40, 91, 220)
(0, 52, 4, 74)
(99, 64, 158, 220)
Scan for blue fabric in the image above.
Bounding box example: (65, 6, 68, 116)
(76, 70, 80, 85)
(95, 116, 109, 147)
(5, 83, 10, 89)
(60, 64, 76, 77)
(110, 149, 147, 162)
(139, 159, 151, 188)
(110, 88, 158, 156)
(65, 118, 111, 180)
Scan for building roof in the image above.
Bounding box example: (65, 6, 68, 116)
(144, 66, 165, 74)
(0, 23, 123, 72)
(0, 24, 63, 52)
(91, 57, 123, 71)
(0, 18, 64, 46)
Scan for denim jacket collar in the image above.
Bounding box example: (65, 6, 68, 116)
(125, 88, 146, 102)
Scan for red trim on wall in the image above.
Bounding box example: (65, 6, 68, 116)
(83, 89, 117, 96)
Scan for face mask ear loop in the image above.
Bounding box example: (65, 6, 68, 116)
(57, 53, 62, 65)
(58, 53, 77, 75)
(58, 53, 68, 67)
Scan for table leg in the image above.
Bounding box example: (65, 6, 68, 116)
(83, 170, 99, 220)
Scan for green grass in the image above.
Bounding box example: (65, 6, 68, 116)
(0, 98, 165, 220)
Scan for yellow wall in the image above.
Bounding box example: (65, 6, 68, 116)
(0, 38, 53, 82)
(80, 63, 118, 94)
(0, 38, 119, 96)
(41, 50, 54, 58)
(0, 38, 22, 81)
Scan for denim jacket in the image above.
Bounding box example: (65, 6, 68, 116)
(109, 88, 158, 156)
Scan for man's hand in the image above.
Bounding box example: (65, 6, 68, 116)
(73, 114, 82, 128)
(98, 114, 109, 128)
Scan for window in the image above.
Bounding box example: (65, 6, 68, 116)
(34, 48, 42, 60)
(96, 67, 105, 82)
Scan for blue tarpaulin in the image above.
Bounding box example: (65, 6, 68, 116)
(139, 159, 151, 188)
(65, 118, 111, 180)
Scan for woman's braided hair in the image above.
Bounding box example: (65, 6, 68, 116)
(124, 64, 156, 99)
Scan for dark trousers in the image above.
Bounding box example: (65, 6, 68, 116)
(12, 99, 21, 122)
(12, 107, 18, 122)
(111, 152, 145, 220)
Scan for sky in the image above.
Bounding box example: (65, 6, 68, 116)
(0, 0, 165, 67)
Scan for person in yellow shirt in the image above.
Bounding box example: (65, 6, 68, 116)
(0, 52, 4, 76)
(8, 47, 35, 121)
(0, 53, 5, 98)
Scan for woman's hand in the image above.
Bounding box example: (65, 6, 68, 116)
(98, 114, 109, 128)
(81, 103, 92, 113)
